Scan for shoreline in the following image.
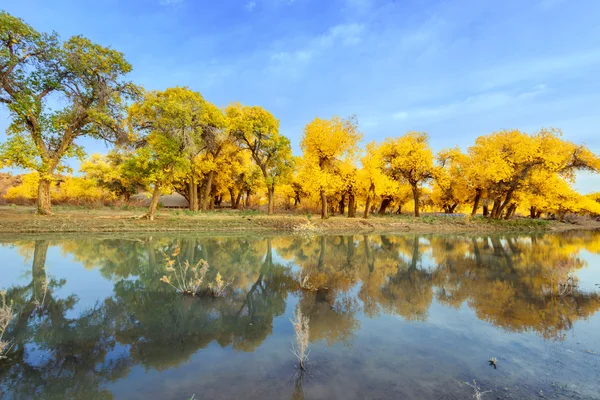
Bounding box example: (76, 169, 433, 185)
(0, 207, 598, 236)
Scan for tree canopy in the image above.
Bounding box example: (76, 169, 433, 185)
(1, 11, 599, 221)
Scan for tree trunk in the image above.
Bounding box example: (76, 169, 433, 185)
(494, 188, 516, 219)
(412, 184, 420, 217)
(348, 192, 355, 218)
(536, 210, 542, 218)
(363, 183, 374, 219)
(509, 204, 517, 219)
(483, 205, 489, 217)
(189, 176, 198, 211)
(490, 200, 501, 219)
(339, 193, 346, 216)
(504, 203, 516, 219)
(146, 184, 161, 221)
(201, 170, 215, 210)
(378, 197, 392, 215)
(320, 189, 328, 219)
(328, 198, 336, 216)
(450, 203, 457, 213)
(471, 189, 481, 216)
(235, 190, 243, 209)
(396, 204, 402, 214)
(530, 206, 537, 219)
(246, 190, 251, 207)
(229, 188, 236, 209)
(37, 177, 53, 215)
(267, 185, 275, 215)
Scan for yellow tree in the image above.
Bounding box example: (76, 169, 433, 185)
(191, 102, 227, 211)
(431, 148, 472, 214)
(468, 128, 600, 219)
(226, 103, 293, 214)
(379, 132, 434, 217)
(300, 116, 362, 219)
(336, 160, 359, 217)
(357, 142, 414, 216)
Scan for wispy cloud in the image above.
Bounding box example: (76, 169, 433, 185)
(472, 50, 600, 92)
(268, 23, 365, 71)
(245, 1, 256, 11)
(392, 85, 549, 122)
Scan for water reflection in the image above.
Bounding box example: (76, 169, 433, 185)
(1, 231, 599, 398)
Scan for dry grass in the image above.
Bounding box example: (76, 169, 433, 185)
(290, 306, 310, 370)
(209, 272, 231, 297)
(160, 247, 210, 296)
(1, 205, 593, 235)
(159, 246, 231, 297)
(0, 290, 14, 359)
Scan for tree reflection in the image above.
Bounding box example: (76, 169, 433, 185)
(1, 231, 599, 398)
(0, 240, 130, 399)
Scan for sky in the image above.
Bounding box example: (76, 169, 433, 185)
(1, 0, 599, 193)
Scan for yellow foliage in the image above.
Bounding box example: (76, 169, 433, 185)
(5, 173, 45, 201)
(4, 172, 114, 205)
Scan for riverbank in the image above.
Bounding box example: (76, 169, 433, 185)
(0, 205, 598, 235)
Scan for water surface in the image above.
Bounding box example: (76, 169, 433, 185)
(1, 231, 599, 399)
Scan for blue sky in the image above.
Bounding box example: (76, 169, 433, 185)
(2, 0, 599, 192)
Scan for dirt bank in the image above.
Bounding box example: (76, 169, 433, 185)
(0, 206, 597, 235)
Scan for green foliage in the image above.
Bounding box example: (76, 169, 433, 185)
(0, 11, 139, 213)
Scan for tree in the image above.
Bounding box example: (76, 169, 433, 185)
(226, 103, 293, 214)
(126, 87, 213, 220)
(358, 142, 400, 218)
(0, 12, 138, 214)
(431, 148, 472, 214)
(379, 132, 434, 217)
(192, 101, 227, 211)
(80, 151, 144, 201)
(300, 116, 362, 219)
(468, 128, 600, 219)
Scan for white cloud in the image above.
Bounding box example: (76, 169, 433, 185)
(268, 23, 365, 70)
(393, 111, 408, 120)
(245, 1, 256, 10)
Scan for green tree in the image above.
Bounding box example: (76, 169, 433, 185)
(80, 151, 144, 201)
(125, 87, 215, 220)
(0, 12, 138, 214)
(226, 103, 293, 214)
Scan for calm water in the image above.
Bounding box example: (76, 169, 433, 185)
(0, 231, 599, 399)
